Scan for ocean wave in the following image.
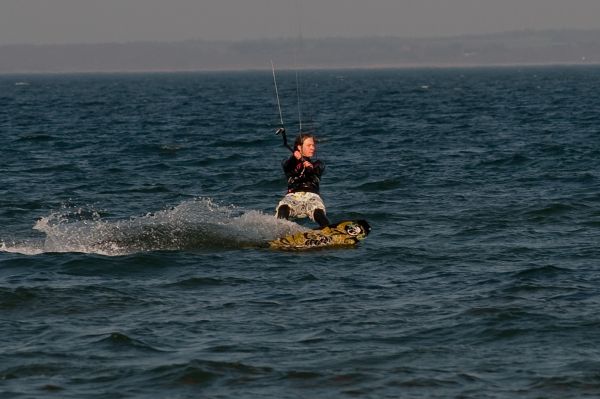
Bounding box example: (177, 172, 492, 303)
(92, 331, 165, 353)
(17, 133, 55, 142)
(150, 359, 274, 387)
(356, 178, 403, 192)
(0, 287, 37, 309)
(512, 265, 570, 279)
(166, 276, 252, 288)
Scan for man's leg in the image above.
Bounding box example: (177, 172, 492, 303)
(313, 208, 330, 228)
(277, 205, 290, 219)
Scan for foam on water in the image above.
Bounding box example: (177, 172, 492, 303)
(1, 198, 305, 256)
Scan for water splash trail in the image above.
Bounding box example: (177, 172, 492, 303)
(1, 198, 305, 256)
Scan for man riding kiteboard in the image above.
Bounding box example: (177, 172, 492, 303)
(275, 130, 330, 228)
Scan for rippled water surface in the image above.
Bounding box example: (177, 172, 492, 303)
(2, 67, 600, 398)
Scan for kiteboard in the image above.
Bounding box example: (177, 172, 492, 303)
(269, 220, 371, 250)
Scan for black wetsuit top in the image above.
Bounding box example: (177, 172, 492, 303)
(282, 155, 325, 194)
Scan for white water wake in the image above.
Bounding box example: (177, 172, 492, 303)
(1, 198, 305, 256)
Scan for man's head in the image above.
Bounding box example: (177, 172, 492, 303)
(294, 134, 316, 158)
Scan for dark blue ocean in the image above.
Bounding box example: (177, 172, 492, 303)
(2, 67, 600, 398)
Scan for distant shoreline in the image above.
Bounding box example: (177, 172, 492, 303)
(3, 62, 600, 76)
(2, 29, 600, 74)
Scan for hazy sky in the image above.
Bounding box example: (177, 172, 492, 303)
(2, 0, 600, 45)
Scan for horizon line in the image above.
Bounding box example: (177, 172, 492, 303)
(1, 27, 599, 48)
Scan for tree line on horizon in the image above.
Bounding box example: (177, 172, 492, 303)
(1, 29, 599, 73)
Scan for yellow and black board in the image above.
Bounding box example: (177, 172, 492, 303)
(269, 220, 371, 250)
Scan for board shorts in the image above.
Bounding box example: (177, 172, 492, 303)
(276, 192, 326, 221)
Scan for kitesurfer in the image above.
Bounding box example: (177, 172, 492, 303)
(276, 132, 331, 228)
